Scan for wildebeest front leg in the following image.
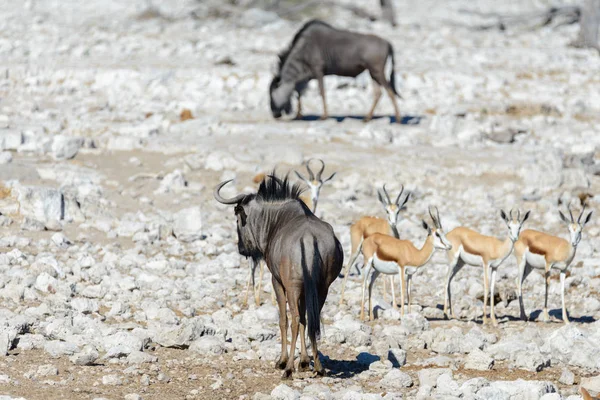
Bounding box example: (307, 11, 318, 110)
(295, 94, 303, 120)
(316, 74, 328, 120)
(273, 277, 288, 370)
(364, 81, 382, 122)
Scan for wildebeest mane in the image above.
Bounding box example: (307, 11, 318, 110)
(256, 172, 305, 203)
(276, 19, 333, 75)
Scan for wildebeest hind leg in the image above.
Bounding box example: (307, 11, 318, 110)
(273, 277, 288, 370)
(298, 297, 310, 371)
(283, 290, 301, 379)
(364, 80, 381, 122)
(385, 87, 401, 124)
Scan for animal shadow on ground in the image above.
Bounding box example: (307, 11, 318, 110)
(297, 114, 423, 124)
(321, 352, 377, 379)
(529, 309, 596, 324)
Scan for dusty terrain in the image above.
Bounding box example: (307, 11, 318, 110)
(1, 0, 600, 399)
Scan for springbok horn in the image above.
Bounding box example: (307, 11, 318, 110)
(315, 159, 326, 180)
(394, 184, 404, 205)
(517, 209, 521, 221)
(305, 158, 315, 181)
(436, 206, 442, 229)
(214, 180, 245, 204)
(578, 204, 587, 223)
(429, 206, 437, 227)
(382, 184, 392, 204)
(568, 205, 575, 223)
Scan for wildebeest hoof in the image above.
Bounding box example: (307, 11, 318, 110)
(319, 114, 328, 120)
(281, 369, 293, 379)
(294, 113, 304, 120)
(275, 358, 287, 370)
(363, 116, 372, 123)
(298, 360, 310, 372)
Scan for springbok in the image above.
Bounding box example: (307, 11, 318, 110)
(514, 205, 592, 324)
(444, 209, 530, 325)
(214, 174, 343, 378)
(294, 158, 336, 214)
(269, 19, 402, 122)
(339, 184, 410, 306)
(360, 207, 452, 321)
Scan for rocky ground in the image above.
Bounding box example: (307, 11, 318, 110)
(1, 0, 600, 399)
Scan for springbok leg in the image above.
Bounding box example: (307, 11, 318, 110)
(542, 267, 550, 322)
(560, 271, 570, 324)
(368, 270, 381, 321)
(490, 267, 498, 326)
(272, 277, 288, 370)
(482, 262, 490, 324)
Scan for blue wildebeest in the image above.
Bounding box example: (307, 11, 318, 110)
(269, 19, 402, 122)
(214, 174, 343, 378)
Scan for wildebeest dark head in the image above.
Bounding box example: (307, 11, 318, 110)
(214, 174, 305, 259)
(269, 75, 293, 118)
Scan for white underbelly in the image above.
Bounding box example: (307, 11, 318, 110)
(373, 254, 399, 275)
(405, 266, 418, 276)
(525, 252, 546, 269)
(459, 247, 483, 266)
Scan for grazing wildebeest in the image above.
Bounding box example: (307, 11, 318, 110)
(269, 19, 402, 122)
(214, 174, 343, 378)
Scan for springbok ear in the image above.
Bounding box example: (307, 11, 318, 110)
(400, 192, 411, 209)
(500, 209, 508, 222)
(294, 171, 307, 182)
(421, 219, 431, 233)
(521, 210, 530, 223)
(559, 210, 570, 224)
(323, 172, 336, 183)
(584, 211, 593, 226)
(377, 190, 386, 206)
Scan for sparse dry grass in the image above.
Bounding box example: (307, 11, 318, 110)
(0, 182, 11, 199)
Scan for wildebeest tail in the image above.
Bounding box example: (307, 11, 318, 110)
(301, 237, 321, 343)
(387, 43, 402, 99)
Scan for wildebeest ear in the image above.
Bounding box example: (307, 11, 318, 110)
(559, 210, 570, 224)
(500, 209, 508, 222)
(421, 220, 431, 233)
(521, 210, 530, 223)
(584, 211, 593, 226)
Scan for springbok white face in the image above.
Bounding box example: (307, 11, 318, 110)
(377, 184, 410, 228)
(294, 159, 336, 213)
(500, 208, 530, 242)
(422, 207, 452, 251)
(559, 204, 593, 247)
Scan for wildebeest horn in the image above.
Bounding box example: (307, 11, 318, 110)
(213, 180, 245, 204)
(568, 205, 575, 223)
(394, 184, 404, 205)
(578, 204, 587, 223)
(382, 184, 392, 204)
(305, 158, 316, 181)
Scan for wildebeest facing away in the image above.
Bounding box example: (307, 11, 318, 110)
(214, 174, 343, 378)
(269, 19, 402, 123)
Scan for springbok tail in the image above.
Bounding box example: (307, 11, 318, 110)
(387, 43, 402, 99)
(301, 237, 321, 343)
(348, 237, 365, 276)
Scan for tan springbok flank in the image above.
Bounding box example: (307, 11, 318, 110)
(514, 205, 592, 324)
(444, 209, 530, 325)
(339, 184, 410, 306)
(360, 207, 452, 321)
